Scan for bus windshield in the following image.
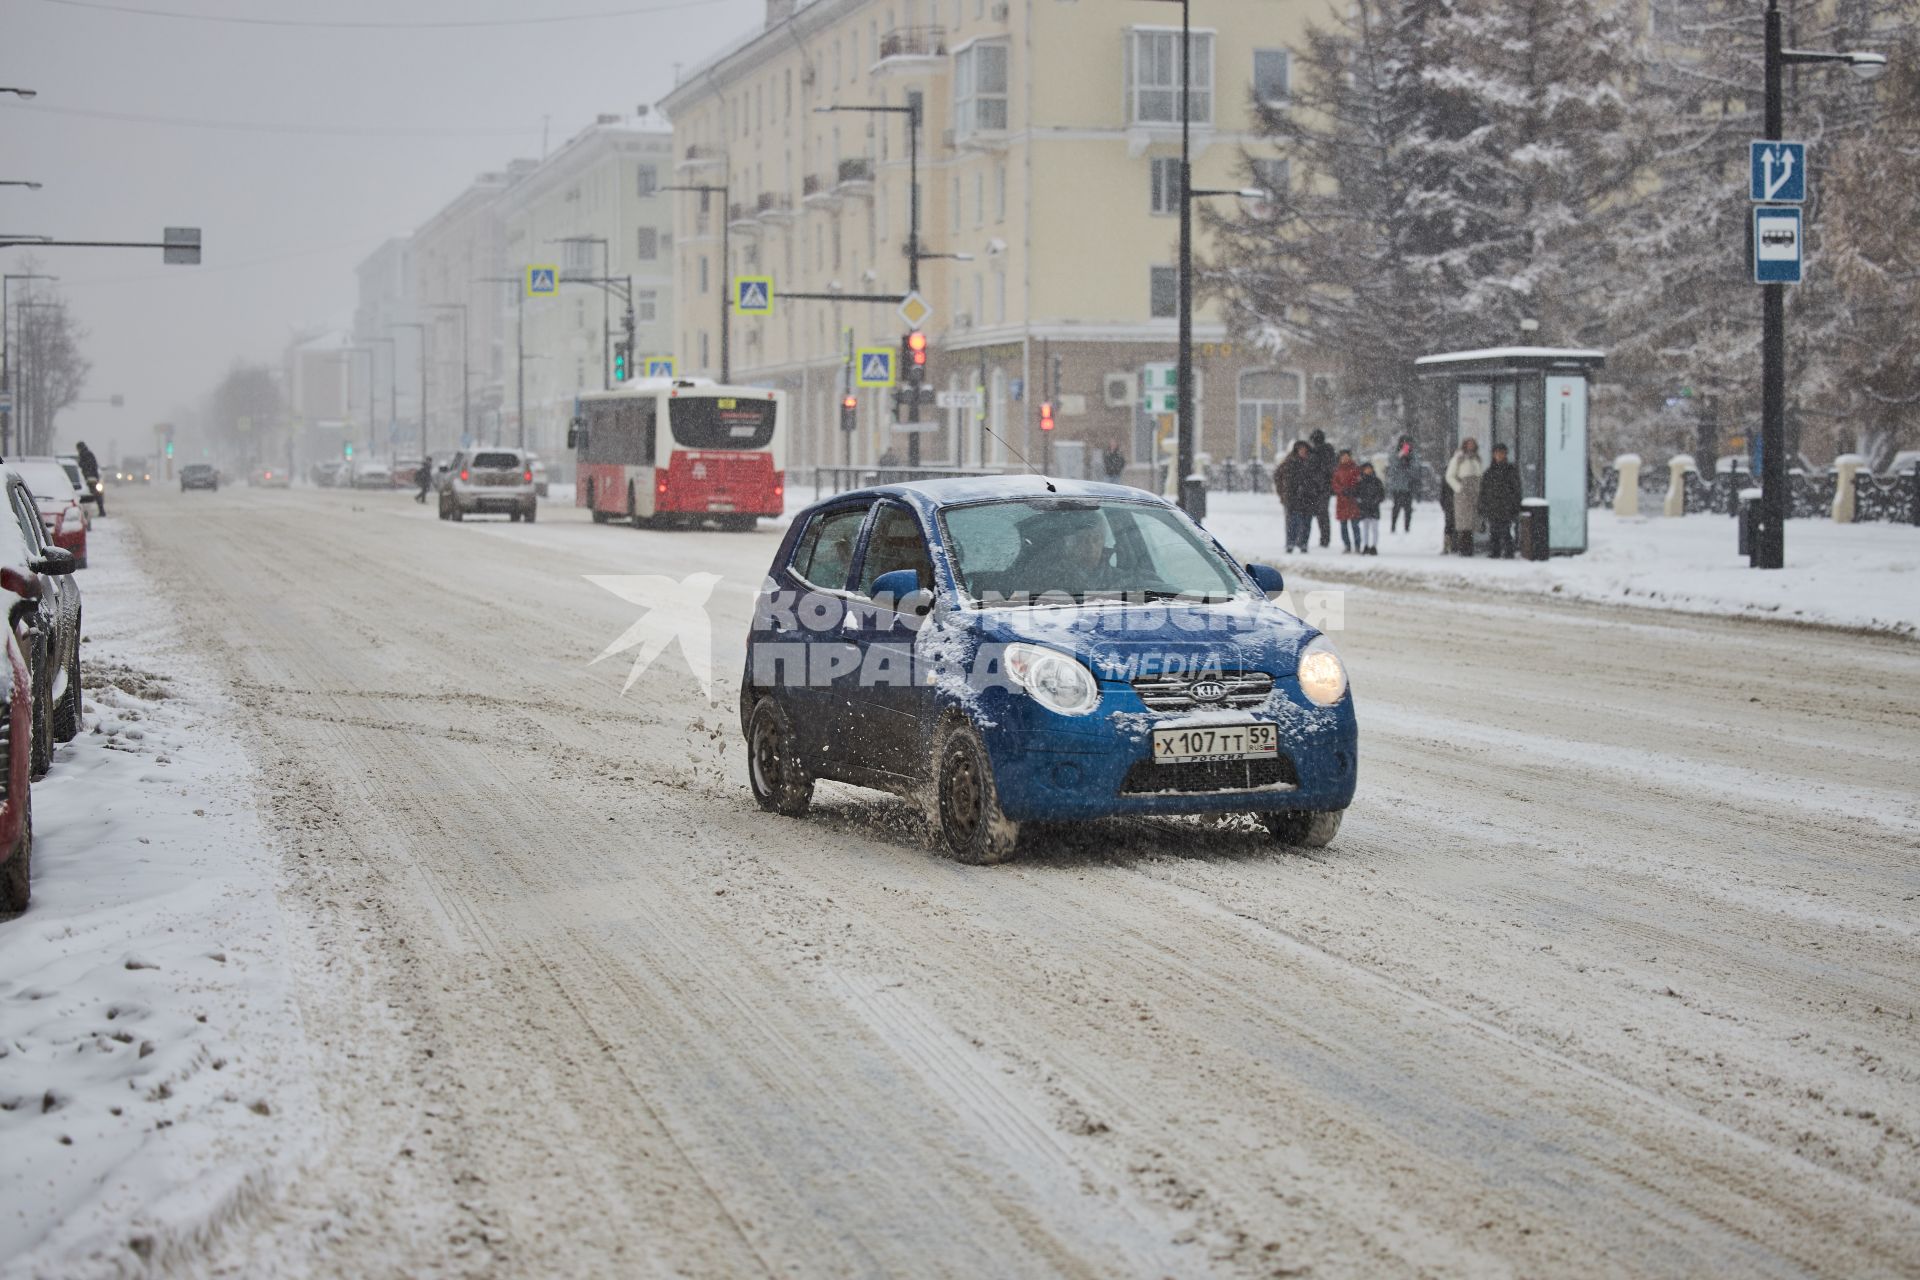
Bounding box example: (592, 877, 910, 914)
(669, 396, 776, 450)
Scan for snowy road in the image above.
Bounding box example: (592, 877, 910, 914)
(117, 484, 1919, 1278)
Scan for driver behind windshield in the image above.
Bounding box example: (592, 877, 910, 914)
(1008, 508, 1126, 598)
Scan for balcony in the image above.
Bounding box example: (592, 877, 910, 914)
(835, 156, 875, 197)
(756, 191, 797, 224)
(727, 202, 761, 233)
(802, 172, 841, 209)
(679, 143, 725, 172)
(876, 26, 946, 72)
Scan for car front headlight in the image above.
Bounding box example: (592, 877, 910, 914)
(1003, 642, 1100, 716)
(1296, 636, 1348, 707)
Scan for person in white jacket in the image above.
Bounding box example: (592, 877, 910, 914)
(1445, 438, 1485, 556)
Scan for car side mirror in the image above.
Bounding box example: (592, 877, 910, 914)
(1246, 563, 1285, 597)
(870, 568, 933, 618)
(32, 547, 75, 576)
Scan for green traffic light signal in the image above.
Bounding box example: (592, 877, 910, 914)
(614, 347, 628, 382)
(344, 443, 354, 459)
(164, 441, 174, 458)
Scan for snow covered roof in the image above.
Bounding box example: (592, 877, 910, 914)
(1415, 347, 1607, 367)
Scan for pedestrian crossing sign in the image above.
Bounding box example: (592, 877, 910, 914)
(734, 276, 774, 315)
(855, 347, 896, 388)
(526, 264, 559, 297)
(645, 357, 675, 378)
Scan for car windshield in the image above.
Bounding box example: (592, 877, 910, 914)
(940, 498, 1245, 605)
(12, 461, 79, 502)
(470, 452, 522, 470)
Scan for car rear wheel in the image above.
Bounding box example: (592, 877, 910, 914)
(1259, 809, 1343, 847)
(747, 698, 812, 817)
(29, 660, 51, 781)
(52, 614, 80, 743)
(450, 503, 464, 522)
(523, 503, 537, 524)
(934, 718, 1020, 865)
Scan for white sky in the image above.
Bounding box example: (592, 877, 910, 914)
(2, 0, 761, 459)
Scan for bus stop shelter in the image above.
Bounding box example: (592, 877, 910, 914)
(1414, 347, 1605, 555)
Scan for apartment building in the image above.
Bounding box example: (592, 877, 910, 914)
(658, 0, 1336, 479)
(497, 112, 677, 462)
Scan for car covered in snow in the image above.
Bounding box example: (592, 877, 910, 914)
(438, 447, 537, 522)
(180, 463, 219, 492)
(11, 457, 90, 569)
(58, 455, 102, 514)
(0, 467, 82, 783)
(738, 477, 1357, 863)
(0, 573, 33, 912)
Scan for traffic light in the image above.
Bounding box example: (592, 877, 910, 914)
(840, 394, 858, 433)
(344, 442, 354, 459)
(1039, 401, 1055, 432)
(906, 330, 927, 370)
(164, 441, 174, 459)
(613, 344, 629, 382)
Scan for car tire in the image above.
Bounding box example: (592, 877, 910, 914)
(933, 717, 1020, 865)
(524, 503, 537, 524)
(746, 698, 813, 817)
(450, 504, 464, 522)
(52, 613, 80, 744)
(29, 659, 52, 781)
(1259, 809, 1343, 847)
(509, 510, 521, 523)
(0, 787, 30, 915)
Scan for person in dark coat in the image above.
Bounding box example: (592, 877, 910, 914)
(1352, 461, 1386, 555)
(1306, 429, 1336, 548)
(1480, 442, 1523, 558)
(1102, 441, 1127, 481)
(1385, 436, 1416, 533)
(74, 440, 105, 516)
(1330, 450, 1362, 553)
(1276, 439, 1317, 554)
(414, 456, 435, 504)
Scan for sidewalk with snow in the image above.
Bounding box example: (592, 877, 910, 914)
(0, 519, 317, 1279)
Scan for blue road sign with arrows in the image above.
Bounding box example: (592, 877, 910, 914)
(1750, 141, 1807, 203)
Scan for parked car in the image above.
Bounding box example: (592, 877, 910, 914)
(350, 460, 393, 490)
(0, 576, 34, 913)
(10, 457, 90, 569)
(1, 467, 81, 780)
(57, 455, 103, 514)
(438, 447, 537, 522)
(249, 465, 291, 488)
(180, 463, 219, 492)
(739, 478, 1357, 863)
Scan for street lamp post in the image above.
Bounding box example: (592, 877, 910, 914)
(387, 321, 428, 460)
(552, 236, 611, 389)
(1751, 0, 1887, 569)
(427, 303, 470, 446)
(663, 183, 730, 381)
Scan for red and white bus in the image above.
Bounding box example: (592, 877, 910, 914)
(570, 379, 787, 530)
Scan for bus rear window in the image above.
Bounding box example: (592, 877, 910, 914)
(669, 396, 776, 450)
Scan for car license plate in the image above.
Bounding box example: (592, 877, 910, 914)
(1152, 722, 1277, 764)
(707, 501, 735, 511)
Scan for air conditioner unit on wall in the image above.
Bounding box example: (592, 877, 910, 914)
(1103, 372, 1137, 407)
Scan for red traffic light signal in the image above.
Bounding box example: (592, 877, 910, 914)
(906, 330, 927, 366)
(1039, 401, 1055, 432)
(839, 394, 858, 432)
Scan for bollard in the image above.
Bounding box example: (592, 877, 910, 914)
(1830, 454, 1865, 524)
(1738, 487, 1762, 557)
(1664, 454, 1697, 518)
(1519, 498, 1551, 560)
(1613, 454, 1642, 518)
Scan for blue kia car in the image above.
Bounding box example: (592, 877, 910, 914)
(739, 477, 1357, 863)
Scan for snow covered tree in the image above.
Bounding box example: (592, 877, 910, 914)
(1202, 0, 1646, 422)
(9, 284, 90, 456)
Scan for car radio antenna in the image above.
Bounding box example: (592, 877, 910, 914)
(980, 423, 1055, 493)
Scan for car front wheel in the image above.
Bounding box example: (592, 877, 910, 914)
(1259, 809, 1343, 847)
(747, 698, 812, 817)
(934, 718, 1019, 865)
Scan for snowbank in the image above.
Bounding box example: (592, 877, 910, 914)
(0, 520, 317, 1278)
(1202, 491, 1920, 637)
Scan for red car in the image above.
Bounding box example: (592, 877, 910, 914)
(13, 457, 89, 570)
(0, 567, 35, 911)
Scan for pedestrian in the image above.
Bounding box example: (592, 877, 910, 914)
(1481, 442, 1522, 559)
(1385, 435, 1416, 533)
(1331, 449, 1362, 553)
(1102, 440, 1127, 481)
(1306, 429, 1336, 548)
(74, 440, 105, 517)
(414, 455, 435, 504)
(1277, 439, 1317, 554)
(1445, 436, 1485, 556)
(1352, 461, 1385, 556)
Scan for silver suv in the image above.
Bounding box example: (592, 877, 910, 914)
(438, 447, 537, 522)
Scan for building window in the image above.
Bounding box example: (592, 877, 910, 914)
(1251, 157, 1289, 199)
(636, 163, 658, 196)
(953, 40, 1009, 139)
(951, 176, 961, 232)
(1127, 28, 1213, 126)
(698, 255, 709, 294)
(1149, 156, 1180, 214)
(995, 162, 1007, 221)
(974, 172, 984, 226)
(636, 227, 658, 259)
(699, 331, 710, 368)
(1149, 265, 1178, 318)
(1237, 369, 1303, 463)
(1253, 49, 1291, 106)
(636, 291, 658, 323)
